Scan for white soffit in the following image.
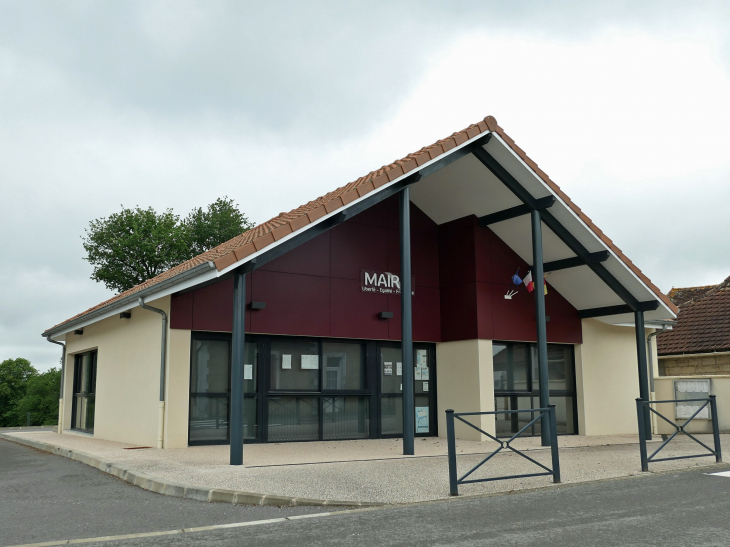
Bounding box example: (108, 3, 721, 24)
(409, 154, 521, 224)
(488, 216, 575, 264)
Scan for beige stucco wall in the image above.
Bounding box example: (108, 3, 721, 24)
(165, 328, 191, 448)
(653, 375, 730, 434)
(61, 296, 170, 447)
(575, 318, 649, 436)
(436, 339, 495, 441)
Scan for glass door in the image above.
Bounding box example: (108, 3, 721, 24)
(189, 335, 230, 444)
(378, 343, 436, 437)
(71, 350, 97, 433)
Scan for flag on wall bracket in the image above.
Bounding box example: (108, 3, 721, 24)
(523, 270, 548, 295)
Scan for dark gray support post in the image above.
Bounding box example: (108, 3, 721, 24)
(710, 395, 722, 463)
(548, 405, 561, 483)
(636, 398, 649, 471)
(634, 310, 652, 441)
(400, 187, 415, 456)
(230, 270, 246, 466)
(531, 209, 550, 447)
(446, 409, 458, 495)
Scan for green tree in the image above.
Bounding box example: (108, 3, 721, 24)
(83, 206, 192, 293)
(183, 197, 254, 256)
(83, 199, 252, 293)
(9, 368, 62, 426)
(0, 358, 36, 427)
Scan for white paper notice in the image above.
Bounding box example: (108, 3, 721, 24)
(423, 381, 429, 392)
(244, 364, 253, 380)
(421, 366, 429, 381)
(415, 366, 422, 381)
(416, 407, 429, 433)
(384, 362, 393, 375)
(301, 355, 319, 370)
(396, 362, 402, 376)
(400, 383, 402, 391)
(417, 349, 427, 366)
(282, 355, 292, 369)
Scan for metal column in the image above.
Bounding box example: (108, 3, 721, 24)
(634, 310, 652, 441)
(230, 270, 247, 465)
(531, 209, 551, 447)
(400, 187, 415, 456)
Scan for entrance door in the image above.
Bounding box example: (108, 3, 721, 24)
(189, 334, 230, 444)
(378, 343, 436, 437)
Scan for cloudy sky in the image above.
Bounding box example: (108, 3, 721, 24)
(2, 1, 730, 371)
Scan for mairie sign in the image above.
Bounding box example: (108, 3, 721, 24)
(360, 270, 415, 295)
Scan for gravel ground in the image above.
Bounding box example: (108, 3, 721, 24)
(4, 431, 727, 504)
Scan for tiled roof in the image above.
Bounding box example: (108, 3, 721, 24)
(44, 115, 676, 335)
(667, 285, 717, 307)
(657, 275, 730, 355)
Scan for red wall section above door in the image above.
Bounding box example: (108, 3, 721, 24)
(250, 270, 330, 337)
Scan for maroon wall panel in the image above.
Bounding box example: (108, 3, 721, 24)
(170, 291, 193, 330)
(259, 231, 330, 277)
(330, 277, 389, 340)
(483, 229, 530, 285)
(249, 270, 330, 337)
(385, 199, 439, 235)
(438, 224, 477, 288)
(386, 285, 441, 342)
(345, 199, 387, 228)
(488, 282, 538, 342)
(440, 283, 479, 342)
(191, 278, 234, 332)
(386, 229, 440, 288)
(330, 222, 388, 281)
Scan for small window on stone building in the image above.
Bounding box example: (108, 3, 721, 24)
(674, 379, 711, 419)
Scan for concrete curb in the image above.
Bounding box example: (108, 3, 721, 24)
(0, 433, 379, 508)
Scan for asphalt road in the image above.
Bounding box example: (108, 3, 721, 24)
(0, 439, 331, 547)
(2, 438, 730, 547)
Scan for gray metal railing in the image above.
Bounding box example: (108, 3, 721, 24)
(636, 396, 722, 472)
(445, 406, 561, 496)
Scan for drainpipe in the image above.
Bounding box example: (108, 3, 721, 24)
(46, 337, 66, 434)
(138, 297, 167, 449)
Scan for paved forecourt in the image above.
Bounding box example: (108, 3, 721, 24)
(3, 430, 728, 505)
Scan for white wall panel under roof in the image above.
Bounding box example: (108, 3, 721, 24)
(489, 217, 576, 265)
(546, 266, 625, 310)
(410, 154, 521, 225)
(483, 138, 553, 200)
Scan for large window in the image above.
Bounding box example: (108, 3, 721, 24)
(71, 350, 97, 433)
(187, 333, 436, 445)
(493, 342, 577, 437)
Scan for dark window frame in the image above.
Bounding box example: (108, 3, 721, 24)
(492, 341, 578, 437)
(71, 349, 97, 433)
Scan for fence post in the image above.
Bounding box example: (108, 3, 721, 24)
(709, 395, 722, 463)
(446, 409, 458, 496)
(636, 398, 649, 472)
(548, 405, 561, 483)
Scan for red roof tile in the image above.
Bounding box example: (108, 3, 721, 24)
(657, 276, 730, 355)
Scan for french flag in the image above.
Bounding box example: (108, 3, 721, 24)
(523, 270, 548, 294)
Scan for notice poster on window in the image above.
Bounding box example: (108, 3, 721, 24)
(301, 355, 319, 370)
(384, 362, 393, 376)
(415, 366, 422, 381)
(416, 407, 429, 433)
(282, 355, 292, 369)
(396, 362, 402, 376)
(417, 350, 429, 380)
(244, 364, 253, 380)
(423, 381, 429, 392)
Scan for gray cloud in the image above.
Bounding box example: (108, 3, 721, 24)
(1, 0, 729, 370)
